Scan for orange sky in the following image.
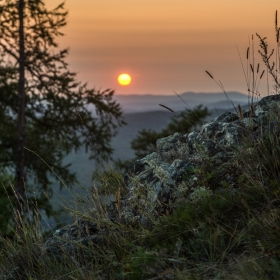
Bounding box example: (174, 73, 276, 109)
(48, 0, 280, 96)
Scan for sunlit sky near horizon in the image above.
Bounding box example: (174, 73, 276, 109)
(48, 0, 280, 96)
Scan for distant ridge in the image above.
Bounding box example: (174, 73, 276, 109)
(114, 91, 248, 98)
(113, 91, 252, 113)
(180, 91, 248, 101)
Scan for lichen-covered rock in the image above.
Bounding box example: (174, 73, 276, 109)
(44, 94, 280, 259)
(118, 95, 280, 226)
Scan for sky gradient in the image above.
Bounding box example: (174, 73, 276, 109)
(49, 0, 280, 96)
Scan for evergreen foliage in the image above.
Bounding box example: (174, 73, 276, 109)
(115, 104, 210, 171)
(131, 104, 210, 158)
(0, 0, 125, 228)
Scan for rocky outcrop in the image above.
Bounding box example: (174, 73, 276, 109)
(44, 94, 280, 259)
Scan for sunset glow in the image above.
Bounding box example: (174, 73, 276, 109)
(48, 0, 279, 95)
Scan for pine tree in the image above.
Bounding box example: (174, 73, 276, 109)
(130, 104, 210, 158)
(0, 0, 125, 232)
(114, 105, 210, 171)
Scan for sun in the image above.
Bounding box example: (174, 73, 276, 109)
(118, 73, 131, 86)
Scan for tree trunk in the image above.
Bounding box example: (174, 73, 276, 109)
(15, 0, 26, 233)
